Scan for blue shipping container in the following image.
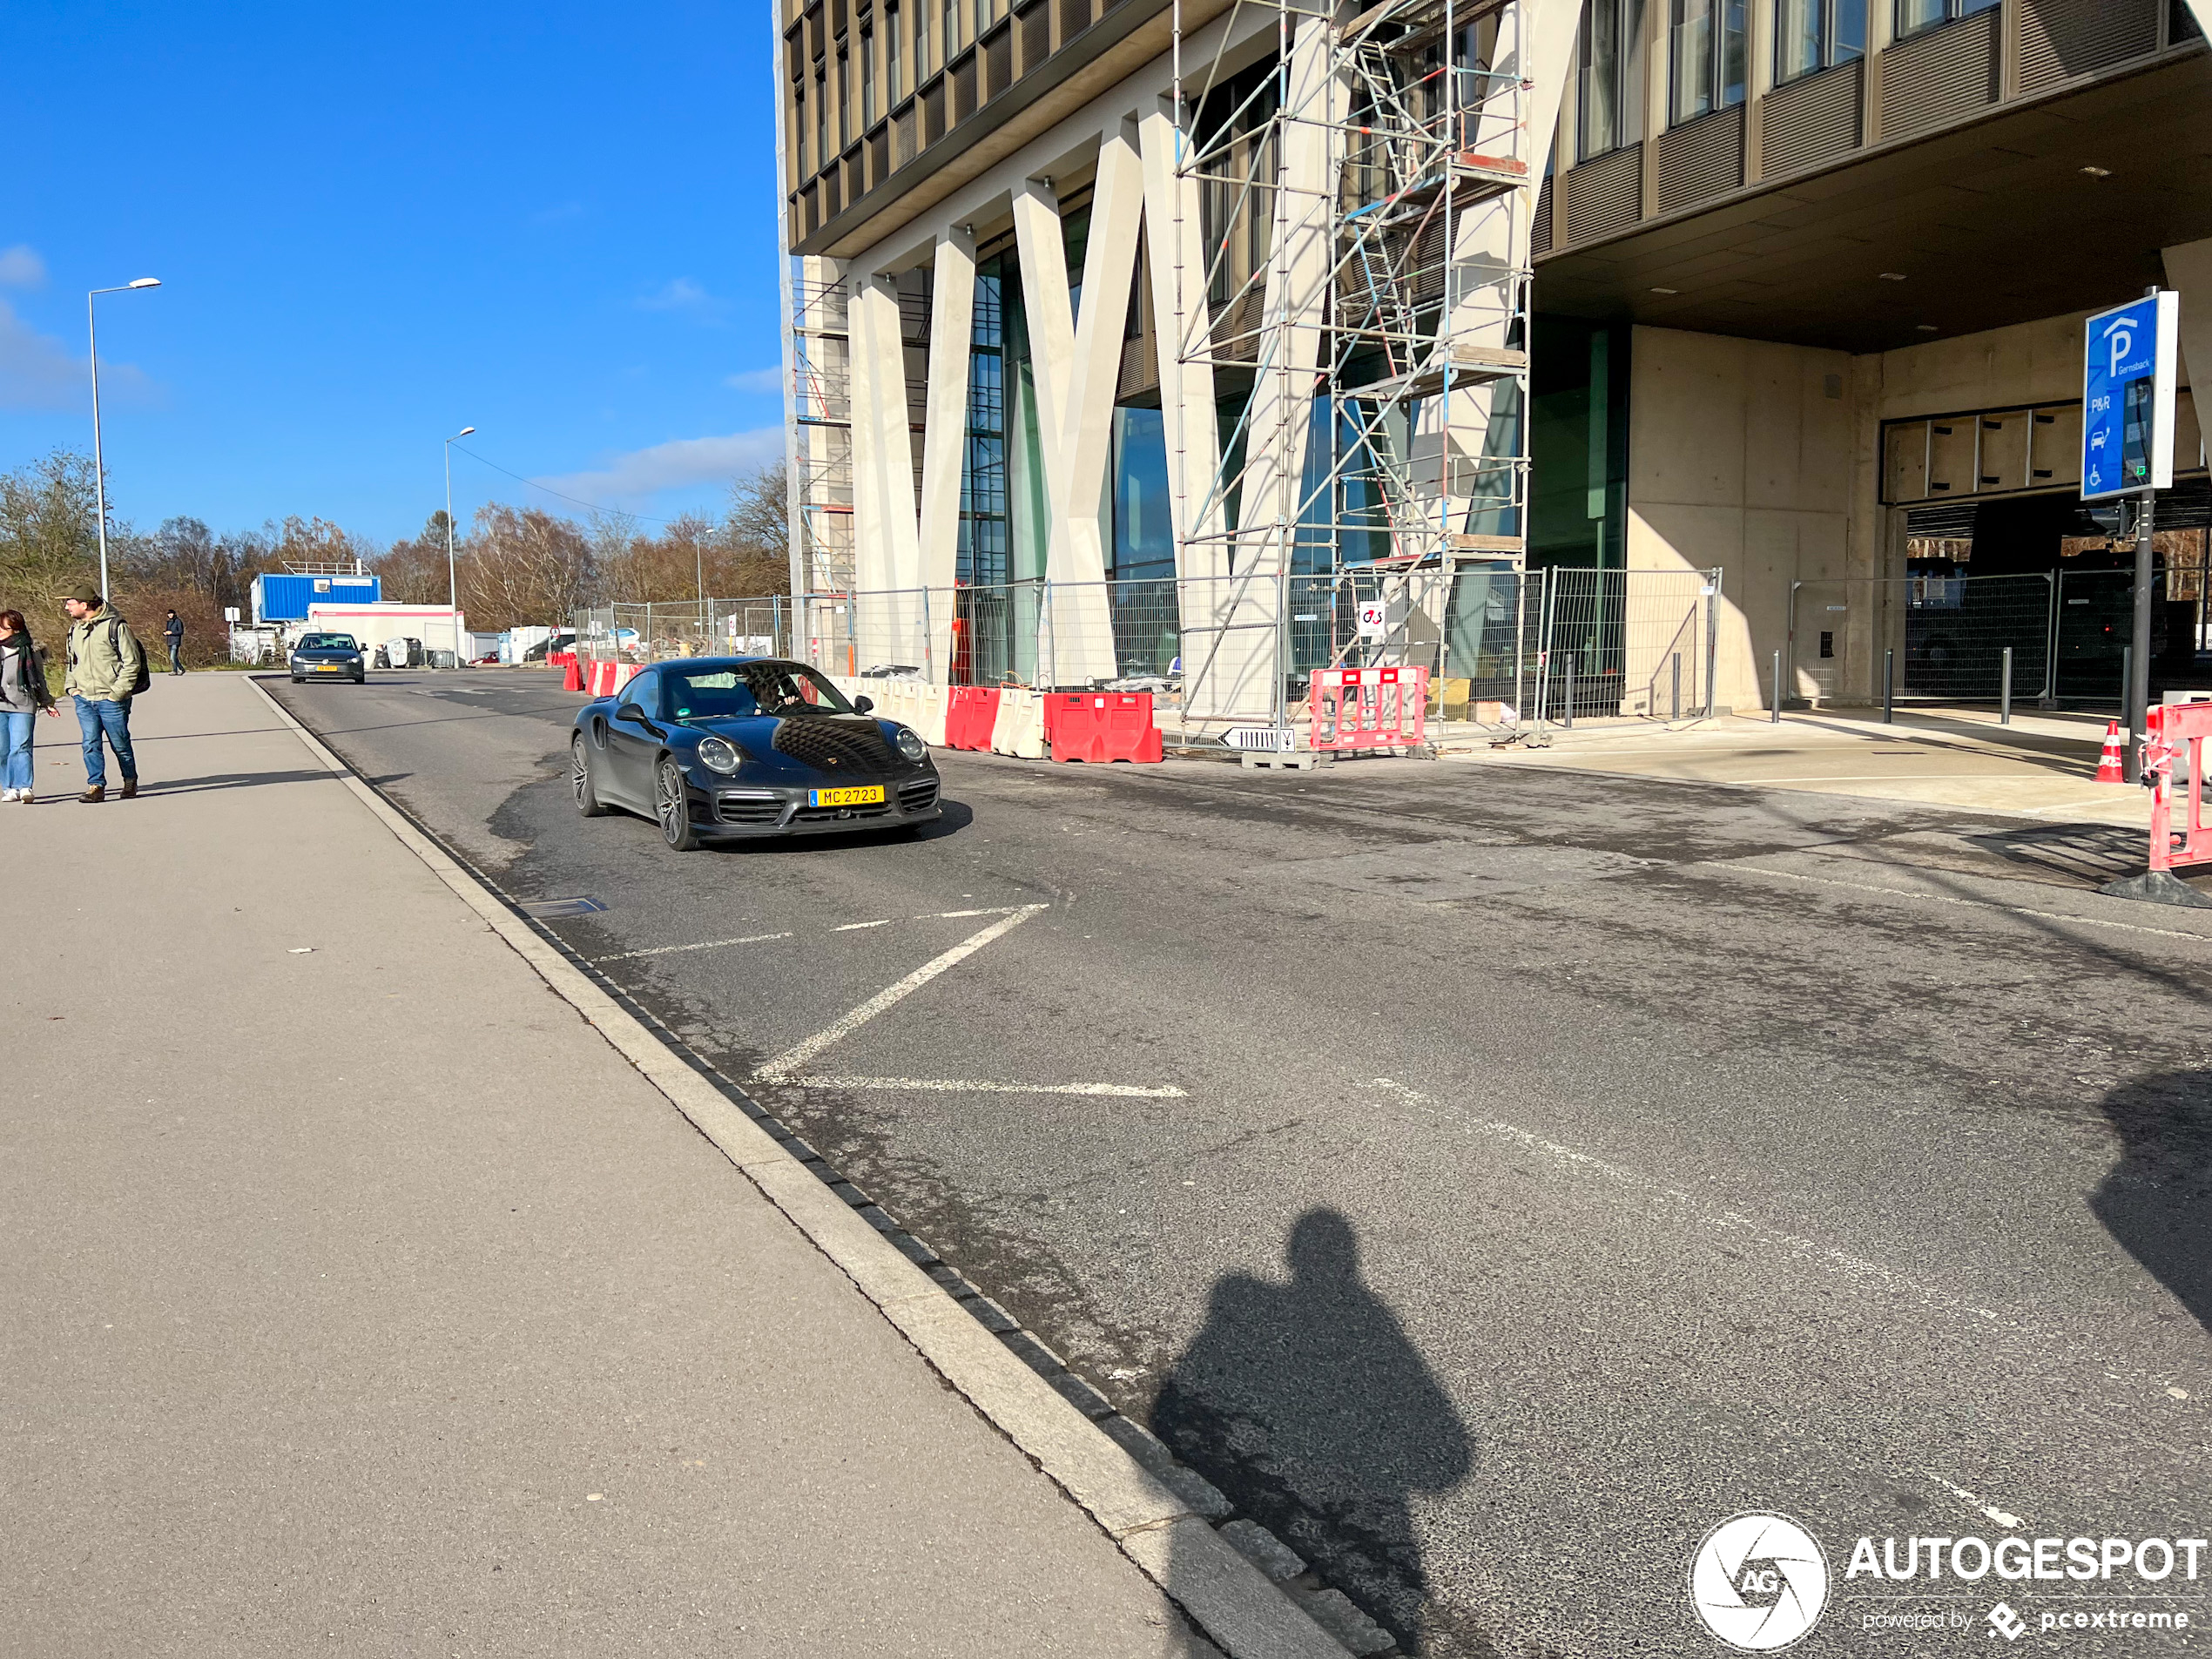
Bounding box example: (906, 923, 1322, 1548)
(253, 572, 381, 623)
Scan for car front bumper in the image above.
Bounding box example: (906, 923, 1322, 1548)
(681, 772, 944, 838)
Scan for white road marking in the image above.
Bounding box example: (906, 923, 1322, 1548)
(587, 906, 1033, 963)
(1364, 1079, 2189, 1405)
(783, 1075, 1185, 1097)
(597, 930, 795, 961)
(1924, 1471, 2027, 1530)
(1716, 863, 2212, 942)
(753, 906, 1047, 1080)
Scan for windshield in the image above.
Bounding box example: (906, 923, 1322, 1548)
(660, 661, 855, 721)
(297, 634, 357, 651)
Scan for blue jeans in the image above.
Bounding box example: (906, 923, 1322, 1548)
(1, 711, 31, 792)
(75, 697, 136, 789)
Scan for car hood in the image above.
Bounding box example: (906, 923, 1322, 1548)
(680, 712, 914, 780)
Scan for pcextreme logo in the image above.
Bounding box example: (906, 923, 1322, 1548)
(1689, 1513, 1831, 1651)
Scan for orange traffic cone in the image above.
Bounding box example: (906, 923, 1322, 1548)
(2096, 719, 2127, 784)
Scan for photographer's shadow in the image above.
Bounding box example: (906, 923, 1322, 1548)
(1155, 1209, 1472, 1653)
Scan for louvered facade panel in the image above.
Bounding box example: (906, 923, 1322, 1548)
(1655, 106, 1743, 215)
(1561, 144, 1642, 245)
(2018, 0, 2159, 95)
(1758, 60, 1862, 180)
(1533, 175, 1554, 257)
(1877, 10, 1999, 140)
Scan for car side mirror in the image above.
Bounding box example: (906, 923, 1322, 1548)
(853, 695, 873, 714)
(616, 701, 648, 724)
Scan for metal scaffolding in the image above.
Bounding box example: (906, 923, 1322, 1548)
(791, 266, 856, 595)
(1168, 0, 1534, 723)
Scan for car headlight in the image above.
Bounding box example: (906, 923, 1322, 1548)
(894, 726, 927, 762)
(696, 735, 741, 774)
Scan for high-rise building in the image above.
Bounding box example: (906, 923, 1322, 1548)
(775, 0, 2212, 718)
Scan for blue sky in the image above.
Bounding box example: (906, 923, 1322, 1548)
(0, 0, 786, 545)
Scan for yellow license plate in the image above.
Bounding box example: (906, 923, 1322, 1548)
(809, 786, 885, 807)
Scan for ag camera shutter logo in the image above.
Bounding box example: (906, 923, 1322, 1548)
(1689, 1513, 1831, 1650)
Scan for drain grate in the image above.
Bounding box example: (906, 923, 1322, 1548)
(520, 896, 608, 920)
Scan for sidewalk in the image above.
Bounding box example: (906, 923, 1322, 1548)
(0, 677, 1251, 1656)
(1438, 705, 2155, 826)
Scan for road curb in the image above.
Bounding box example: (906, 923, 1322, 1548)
(249, 675, 1357, 1659)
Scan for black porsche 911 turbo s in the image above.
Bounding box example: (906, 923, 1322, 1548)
(570, 657, 943, 850)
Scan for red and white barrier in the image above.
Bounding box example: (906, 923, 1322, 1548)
(1309, 665, 1427, 752)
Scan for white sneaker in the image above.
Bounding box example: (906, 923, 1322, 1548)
(3, 790, 17, 802)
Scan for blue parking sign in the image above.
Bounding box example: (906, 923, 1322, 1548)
(2082, 293, 2178, 500)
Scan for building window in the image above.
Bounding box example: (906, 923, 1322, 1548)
(1776, 0, 1865, 82)
(1670, 0, 1746, 124)
(860, 28, 876, 126)
(814, 63, 829, 171)
(1892, 0, 1997, 38)
(837, 48, 851, 148)
(887, 3, 903, 99)
(1577, 0, 1642, 159)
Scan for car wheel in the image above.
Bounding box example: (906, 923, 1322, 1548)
(572, 735, 610, 818)
(655, 757, 698, 850)
(291, 675, 302, 683)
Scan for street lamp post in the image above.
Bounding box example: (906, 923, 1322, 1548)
(87, 278, 162, 598)
(444, 427, 475, 665)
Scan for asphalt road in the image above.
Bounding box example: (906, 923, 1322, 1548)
(270, 668, 2212, 1658)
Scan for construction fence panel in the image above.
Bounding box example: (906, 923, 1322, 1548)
(1902, 573, 2056, 703)
(1790, 575, 2060, 706)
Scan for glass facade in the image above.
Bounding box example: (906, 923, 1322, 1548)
(1527, 315, 1630, 570)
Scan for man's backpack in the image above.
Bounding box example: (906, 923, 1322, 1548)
(113, 618, 152, 696)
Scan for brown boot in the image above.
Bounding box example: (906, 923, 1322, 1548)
(79, 786, 105, 803)
(119, 779, 138, 799)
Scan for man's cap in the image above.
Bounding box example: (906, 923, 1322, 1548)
(62, 583, 102, 605)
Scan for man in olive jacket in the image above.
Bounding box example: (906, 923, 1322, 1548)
(62, 583, 145, 802)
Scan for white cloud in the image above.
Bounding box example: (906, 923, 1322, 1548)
(533, 428, 785, 504)
(0, 299, 157, 412)
(0, 246, 47, 287)
(725, 366, 783, 394)
(637, 277, 728, 320)
(0, 300, 79, 407)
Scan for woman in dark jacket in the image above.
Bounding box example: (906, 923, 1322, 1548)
(0, 608, 59, 802)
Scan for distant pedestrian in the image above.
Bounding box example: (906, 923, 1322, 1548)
(61, 584, 145, 803)
(0, 609, 58, 803)
(163, 609, 185, 676)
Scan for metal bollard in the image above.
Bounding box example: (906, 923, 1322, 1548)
(1563, 652, 1575, 730)
(2000, 646, 2013, 726)
(1770, 649, 1782, 724)
(1883, 649, 1895, 724)
(1670, 652, 1682, 722)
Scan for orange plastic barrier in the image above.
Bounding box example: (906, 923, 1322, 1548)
(945, 685, 1001, 751)
(1309, 665, 1427, 751)
(1046, 692, 1163, 764)
(562, 658, 584, 692)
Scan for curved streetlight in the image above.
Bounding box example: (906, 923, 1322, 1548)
(444, 427, 475, 666)
(88, 278, 163, 598)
